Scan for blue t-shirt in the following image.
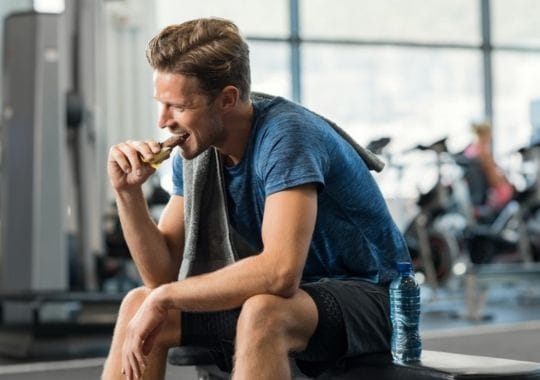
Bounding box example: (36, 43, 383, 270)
(172, 96, 410, 285)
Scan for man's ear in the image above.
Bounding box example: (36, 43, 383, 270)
(220, 86, 240, 111)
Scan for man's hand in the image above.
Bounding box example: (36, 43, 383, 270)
(121, 289, 168, 379)
(108, 140, 162, 192)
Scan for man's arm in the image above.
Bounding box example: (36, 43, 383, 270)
(155, 183, 318, 311)
(116, 191, 185, 288)
(108, 139, 185, 288)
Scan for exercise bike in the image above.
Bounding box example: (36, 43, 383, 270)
(461, 142, 540, 265)
(400, 138, 469, 291)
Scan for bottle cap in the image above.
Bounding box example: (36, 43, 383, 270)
(396, 262, 412, 274)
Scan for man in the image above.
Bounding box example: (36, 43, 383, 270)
(102, 18, 410, 380)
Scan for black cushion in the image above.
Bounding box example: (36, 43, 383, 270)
(168, 347, 540, 380)
(168, 344, 233, 373)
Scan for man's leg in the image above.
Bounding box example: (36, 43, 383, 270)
(101, 287, 181, 380)
(233, 290, 318, 380)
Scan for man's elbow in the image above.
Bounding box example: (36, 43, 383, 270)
(269, 270, 302, 298)
(143, 280, 165, 290)
(142, 272, 178, 290)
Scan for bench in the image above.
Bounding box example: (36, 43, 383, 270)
(168, 346, 540, 379)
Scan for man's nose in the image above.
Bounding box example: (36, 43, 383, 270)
(158, 105, 171, 129)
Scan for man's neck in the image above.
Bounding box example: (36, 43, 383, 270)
(218, 100, 254, 167)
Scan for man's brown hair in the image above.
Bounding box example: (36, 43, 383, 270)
(146, 18, 251, 101)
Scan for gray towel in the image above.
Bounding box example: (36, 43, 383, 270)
(178, 93, 384, 280)
(178, 148, 256, 279)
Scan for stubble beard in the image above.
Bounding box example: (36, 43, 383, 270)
(180, 121, 222, 160)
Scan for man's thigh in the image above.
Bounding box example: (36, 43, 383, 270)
(180, 289, 318, 349)
(299, 279, 391, 360)
(179, 280, 390, 359)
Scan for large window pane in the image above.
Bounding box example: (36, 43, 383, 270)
(156, 0, 288, 37)
(303, 45, 483, 199)
(492, 0, 540, 47)
(300, 0, 480, 44)
(250, 42, 291, 98)
(303, 45, 483, 151)
(493, 52, 540, 155)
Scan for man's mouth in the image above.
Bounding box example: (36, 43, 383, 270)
(162, 132, 190, 148)
(178, 132, 190, 145)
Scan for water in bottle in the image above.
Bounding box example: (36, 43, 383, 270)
(389, 261, 422, 363)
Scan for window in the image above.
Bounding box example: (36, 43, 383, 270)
(250, 42, 291, 98)
(303, 45, 482, 153)
(492, 0, 540, 48)
(493, 52, 540, 154)
(300, 0, 480, 44)
(141, 0, 540, 199)
(156, 0, 288, 37)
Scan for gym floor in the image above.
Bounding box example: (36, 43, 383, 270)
(0, 281, 539, 379)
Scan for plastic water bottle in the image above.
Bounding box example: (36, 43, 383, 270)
(389, 262, 422, 363)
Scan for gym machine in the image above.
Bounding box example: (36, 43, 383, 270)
(0, 7, 121, 360)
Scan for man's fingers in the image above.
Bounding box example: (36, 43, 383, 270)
(128, 352, 140, 380)
(133, 337, 147, 376)
(142, 328, 159, 356)
(121, 342, 131, 379)
(108, 145, 132, 174)
(117, 141, 158, 178)
(124, 325, 148, 379)
(127, 139, 161, 161)
(148, 140, 162, 154)
(108, 139, 163, 177)
(119, 142, 145, 174)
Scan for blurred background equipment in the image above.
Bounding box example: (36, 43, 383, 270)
(0, 12, 67, 293)
(0, 3, 122, 362)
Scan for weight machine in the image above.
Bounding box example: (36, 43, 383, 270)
(0, 4, 120, 360)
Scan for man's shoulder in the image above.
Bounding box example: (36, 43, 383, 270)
(252, 93, 299, 119)
(252, 94, 328, 136)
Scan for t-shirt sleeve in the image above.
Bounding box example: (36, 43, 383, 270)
(171, 152, 184, 196)
(257, 116, 330, 196)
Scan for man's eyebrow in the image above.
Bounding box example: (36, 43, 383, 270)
(153, 97, 193, 107)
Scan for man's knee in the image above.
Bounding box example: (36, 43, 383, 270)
(118, 286, 152, 316)
(237, 294, 289, 344)
(118, 286, 181, 349)
(236, 291, 318, 357)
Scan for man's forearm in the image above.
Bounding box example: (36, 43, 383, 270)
(155, 252, 299, 312)
(116, 188, 180, 287)
(149, 185, 315, 313)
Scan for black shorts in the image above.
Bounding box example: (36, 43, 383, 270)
(180, 279, 391, 372)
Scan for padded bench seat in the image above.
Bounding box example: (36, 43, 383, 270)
(168, 346, 540, 379)
(319, 350, 540, 379)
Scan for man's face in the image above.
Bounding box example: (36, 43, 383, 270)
(153, 71, 223, 160)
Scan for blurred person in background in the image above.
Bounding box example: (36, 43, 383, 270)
(464, 121, 514, 218)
